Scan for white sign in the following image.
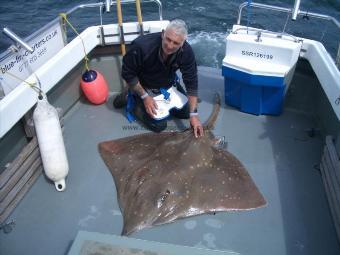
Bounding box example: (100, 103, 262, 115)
(0, 22, 65, 95)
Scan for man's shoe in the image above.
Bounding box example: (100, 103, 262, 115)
(113, 90, 128, 109)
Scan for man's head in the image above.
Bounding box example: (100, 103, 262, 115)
(161, 19, 188, 56)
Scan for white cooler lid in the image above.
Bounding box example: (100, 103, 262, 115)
(223, 25, 302, 77)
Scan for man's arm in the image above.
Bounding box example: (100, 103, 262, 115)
(122, 44, 159, 118)
(188, 95, 203, 138)
(179, 43, 203, 138)
(122, 44, 142, 89)
(130, 81, 146, 97)
(130, 82, 158, 117)
(188, 95, 198, 113)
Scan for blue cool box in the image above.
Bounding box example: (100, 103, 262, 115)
(222, 65, 285, 115)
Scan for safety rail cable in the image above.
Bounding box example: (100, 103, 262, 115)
(232, 27, 301, 43)
(65, 0, 162, 19)
(337, 44, 340, 68)
(0, 0, 163, 61)
(237, 1, 340, 29)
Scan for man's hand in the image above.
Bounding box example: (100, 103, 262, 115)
(143, 96, 158, 118)
(190, 115, 204, 138)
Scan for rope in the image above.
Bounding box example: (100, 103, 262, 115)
(3, 71, 43, 96)
(59, 13, 90, 71)
(1, 12, 89, 99)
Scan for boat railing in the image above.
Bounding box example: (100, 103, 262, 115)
(65, 0, 162, 19)
(237, 2, 340, 29)
(237, 1, 340, 65)
(0, 0, 163, 61)
(231, 27, 301, 43)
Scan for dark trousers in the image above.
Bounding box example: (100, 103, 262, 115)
(133, 84, 190, 132)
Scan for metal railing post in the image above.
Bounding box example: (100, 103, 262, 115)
(291, 0, 301, 20)
(2, 28, 34, 53)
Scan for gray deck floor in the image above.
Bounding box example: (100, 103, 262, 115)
(1, 67, 339, 255)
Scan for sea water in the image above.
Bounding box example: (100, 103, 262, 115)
(0, 0, 339, 67)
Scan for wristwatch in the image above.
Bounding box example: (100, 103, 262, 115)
(141, 92, 149, 99)
(190, 108, 198, 117)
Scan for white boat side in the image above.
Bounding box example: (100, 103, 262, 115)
(299, 39, 340, 120)
(0, 21, 169, 139)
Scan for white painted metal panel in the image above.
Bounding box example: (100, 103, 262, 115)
(0, 22, 65, 95)
(300, 39, 340, 120)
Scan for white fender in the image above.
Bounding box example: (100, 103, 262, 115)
(33, 96, 69, 191)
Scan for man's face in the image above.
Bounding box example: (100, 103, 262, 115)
(161, 28, 185, 56)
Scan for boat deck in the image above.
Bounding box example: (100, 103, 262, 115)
(1, 67, 339, 255)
